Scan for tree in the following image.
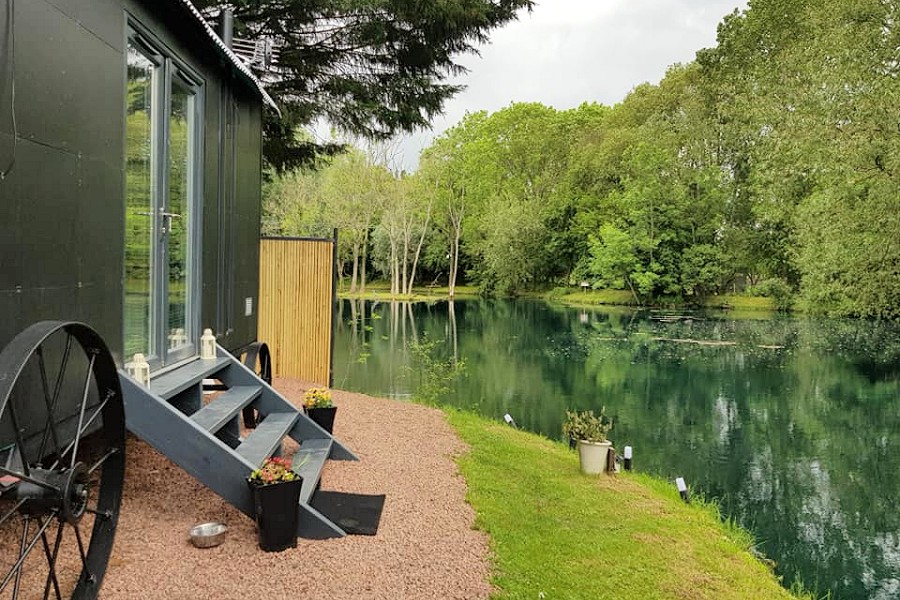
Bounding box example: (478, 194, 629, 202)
(320, 150, 391, 293)
(193, 0, 534, 171)
(419, 112, 492, 297)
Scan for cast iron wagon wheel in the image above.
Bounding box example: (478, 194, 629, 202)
(241, 342, 272, 429)
(0, 322, 125, 600)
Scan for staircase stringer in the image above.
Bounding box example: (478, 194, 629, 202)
(214, 346, 359, 461)
(120, 372, 256, 518)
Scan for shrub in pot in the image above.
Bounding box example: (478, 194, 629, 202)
(563, 408, 613, 475)
(247, 456, 304, 552)
(303, 386, 337, 434)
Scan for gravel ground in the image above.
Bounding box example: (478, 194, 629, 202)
(101, 380, 492, 599)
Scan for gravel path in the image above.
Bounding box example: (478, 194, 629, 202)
(101, 380, 492, 599)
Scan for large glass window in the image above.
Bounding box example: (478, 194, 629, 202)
(124, 45, 157, 359)
(124, 29, 202, 368)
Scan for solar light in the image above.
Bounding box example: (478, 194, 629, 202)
(623, 445, 633, 471)
(503, 413, 517, 428)
(675, 477, 690, 504)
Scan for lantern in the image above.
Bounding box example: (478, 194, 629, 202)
(125, 353, 150, 387)
(200, 328, 217, 359)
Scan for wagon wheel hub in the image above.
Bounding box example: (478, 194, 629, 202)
(15, 463, 90, 524)
(62, 463, 91, 524)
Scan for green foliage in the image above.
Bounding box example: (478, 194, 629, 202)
(193, 0, 534, 171)
(750, 279, 795, 312)
(407, 337, 465, 404)
(562, 408, 612, 443)
(261, 0, 900, 319)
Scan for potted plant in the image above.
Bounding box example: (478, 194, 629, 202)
(247, 456, 303, 552)
(563, 408, 613, 475)
(303, 387, 337, 434)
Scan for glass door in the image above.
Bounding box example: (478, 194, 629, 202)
(124, 32, 201, 369)
(164, 73, 199, 364)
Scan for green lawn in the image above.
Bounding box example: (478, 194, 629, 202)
(337, 280, 784, 314)
(446, 409, 807, 600)
(337, 280, 479, 301)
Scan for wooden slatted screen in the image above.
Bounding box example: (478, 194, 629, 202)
(258, 237, 335, 385)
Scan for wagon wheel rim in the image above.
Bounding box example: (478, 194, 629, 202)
(241, 343, 272, 429)
(0, 321, 125, 600)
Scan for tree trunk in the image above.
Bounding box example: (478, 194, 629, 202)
(626, 277, 641, 306)
(407, 210, 431, 295)
(360, 230, 369, 294)
(400, 229, 409, 296)
(449, 229, 460, 298)
(350, 244, 360, 294)
(390, 239, 399, 296)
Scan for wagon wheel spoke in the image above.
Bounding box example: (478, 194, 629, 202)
(71, 524, 93, 583)
(49, 392, 112, 471)
(87, 448, 120, 475)
(68, 354, 97, 471)
(6, 400, 30, 478)
(0, 500, 26, 528)
(35, 335, 73, 462)
(12, 515, 30, 599)
(1, 514, 56, 594)
(38, 517, 64, 600)
(0, 466, 61, 494)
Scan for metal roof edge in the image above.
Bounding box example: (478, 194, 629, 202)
(175, 0, 281, 116)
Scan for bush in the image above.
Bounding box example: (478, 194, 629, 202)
(751, 278, 794, 311)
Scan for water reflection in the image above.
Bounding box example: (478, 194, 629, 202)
(333, 299, 900, 599)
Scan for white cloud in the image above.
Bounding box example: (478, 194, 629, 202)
(396, 0, 747, 172)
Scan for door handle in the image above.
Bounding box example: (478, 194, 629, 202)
(160, 211, 182, 234)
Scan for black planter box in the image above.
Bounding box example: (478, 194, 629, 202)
(248, 477, 303, 552)
(306, 406, 337, 434)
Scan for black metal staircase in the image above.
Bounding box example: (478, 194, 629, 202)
(118, 345, 357, 539)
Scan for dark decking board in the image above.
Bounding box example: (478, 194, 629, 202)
(236, 412, 299, 467)
(150, 357, 231, 400)
(293, 438, 333, 503)
(191, 385, 262, 433)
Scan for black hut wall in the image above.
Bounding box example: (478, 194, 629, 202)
(0, 0, 263, 362)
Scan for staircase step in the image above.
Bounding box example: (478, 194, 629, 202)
(293, 438, 333, 504)
(150, 357, 231, 400)
(192, 386, 262, 433)
(236, 412, 299, 467)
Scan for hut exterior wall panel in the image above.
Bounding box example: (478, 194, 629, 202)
(258, 238, 334, 385)
(0, 0, 263, 362)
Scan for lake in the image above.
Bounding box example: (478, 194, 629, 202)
(332, 298, 900, 599)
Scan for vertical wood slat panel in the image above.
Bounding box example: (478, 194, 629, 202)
(258, 238, 334, 385)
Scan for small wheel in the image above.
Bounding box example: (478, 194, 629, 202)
(240, 342, 272, 429)
(0, 322, 125, 600)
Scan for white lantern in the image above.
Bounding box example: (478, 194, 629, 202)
(200, 328, 217, 359)
(125, 353, 151, 387)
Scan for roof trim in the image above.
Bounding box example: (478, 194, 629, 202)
(176, 0, 280, 116)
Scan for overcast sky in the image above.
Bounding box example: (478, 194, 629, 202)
(387, 0, 748, 172)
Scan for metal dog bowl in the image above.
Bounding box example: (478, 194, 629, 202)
(189, 522, 227, 548)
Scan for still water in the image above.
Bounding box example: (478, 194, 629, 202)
(333, 298, 900, 599)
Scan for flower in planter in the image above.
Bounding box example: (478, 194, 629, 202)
(248, 456, 299, 486)
(303, 387, 334, 409)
